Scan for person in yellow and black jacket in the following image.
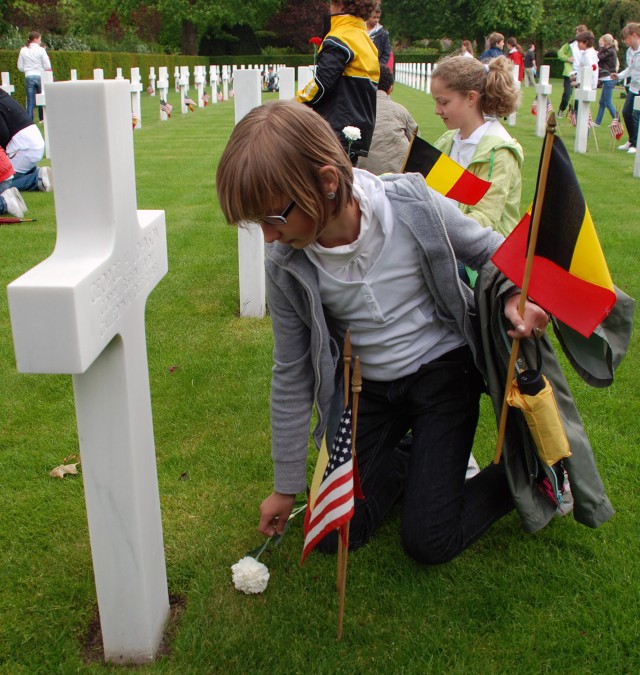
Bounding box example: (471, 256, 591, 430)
(297, 1, 380, 164)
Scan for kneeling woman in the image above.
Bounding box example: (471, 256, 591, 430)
(216, 100, 548, 564)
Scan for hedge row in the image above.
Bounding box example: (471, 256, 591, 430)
(0, 49, 564, 105)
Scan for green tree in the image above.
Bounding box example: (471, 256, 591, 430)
(599, 0, 640, 35)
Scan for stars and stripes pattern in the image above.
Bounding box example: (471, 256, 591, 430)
(131, 112, 139, 129)
(301, 405, 361, 563)
(202, 93, 210, 106)
(567, 105, 577, 127)
(184, 97, 196, 111)
(609, 117, 624, 140)
(147, 85, 155, 95)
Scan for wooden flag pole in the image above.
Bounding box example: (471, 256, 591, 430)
(337, 331, 351, 591)
(493, 114, 557, 465)
(337, 356, 361, 641)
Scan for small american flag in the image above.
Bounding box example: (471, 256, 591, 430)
(203, 93, 210, 106)
(160, 100, 173, 118)
(301, 404, 362, 563)
(184, 96, 196, 111)
(546, 100, 554, 119)
(588, 112, 596, 129)
(609, 117, 624, 140)
(147, 85, 154, 95)
(531, 100, 538, 116)
(567, 105, 577, 127)
(131, 112, 139, 129)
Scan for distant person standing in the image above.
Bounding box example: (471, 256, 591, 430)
(594, 34, 618, 126)
(612, 22, 640, 153)
(461, 40, 475, 58)
(557, 24, 587, 117)
(523, 44, 537, 86)
(479, 33, 505, 62)
(366, 4, 391, 66)
(17, 31, 52, 123)
(358, 66, 418, 174)
(507, 37, 525, 81)
(297, 1, 379, 164)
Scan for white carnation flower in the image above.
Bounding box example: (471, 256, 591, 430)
(231, 556, 270, 594)
(342, 126, 361, 141)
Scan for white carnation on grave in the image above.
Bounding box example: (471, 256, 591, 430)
(342, 126, 361, 141)
(231, 556, 270, 594)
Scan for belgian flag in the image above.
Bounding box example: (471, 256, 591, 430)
(402, 135, 491, 205)
(492, 135, 616, 338)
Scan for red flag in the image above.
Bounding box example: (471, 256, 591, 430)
(492, 135, 616, 337)
(301, 404, 362, 563)
(403, 135, 491, 205)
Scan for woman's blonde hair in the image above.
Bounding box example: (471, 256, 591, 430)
(216, 100, 353, 229)
(600, 33, 616, 47)
(432, 55, 520, 117)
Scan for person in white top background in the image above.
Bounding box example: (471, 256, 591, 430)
(17, 31, 52, 123)
(612, 22, 640, 153)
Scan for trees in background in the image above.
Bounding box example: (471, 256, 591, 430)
(1, 0, 639, 55)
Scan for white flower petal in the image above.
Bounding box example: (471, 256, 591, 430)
(342, 125, 361, 141)
(231, 556, 270, 594)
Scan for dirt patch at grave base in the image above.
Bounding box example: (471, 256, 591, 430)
(83, 593, 186, 666)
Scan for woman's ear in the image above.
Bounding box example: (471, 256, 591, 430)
(318, 165, 340, 195)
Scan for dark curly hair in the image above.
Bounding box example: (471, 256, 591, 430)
(340, 1, 378, 20)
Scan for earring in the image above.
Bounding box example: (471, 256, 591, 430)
(327, 191, 336, 200)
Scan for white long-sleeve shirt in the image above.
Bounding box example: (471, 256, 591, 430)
(617, 46, 640, 94)
(17, 43, 51, 78)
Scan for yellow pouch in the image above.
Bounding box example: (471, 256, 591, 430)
(507, 374, 571, 466)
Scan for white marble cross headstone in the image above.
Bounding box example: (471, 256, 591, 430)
(507, 64, 520, 127)
(222, 65, 230, 101)
(278, 67, 295, 100)
(297, 65, 313, 93)
(574, 65, 596, 153)
(34, 70, 54, 159)
(115, 67, 125, 81)
(535, 65, 553, 138)
(426, 63, 432, 95)
(7, 80, 170, 664)
(93, 68, 104, 81)
(70, 69, 78, 81)
(232, 69, 265, 318)
(149, 67, 156, 96)
(1, 71, 15, 95)
(131, 67, 143, 130)
(158, 67, 169, 121)
(209, 65, 219, 102)
(194, 65, 205, 107)
(173, 66, 180, 92)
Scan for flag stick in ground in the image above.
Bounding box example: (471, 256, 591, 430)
(0, 218, 37, 224)
(337, 330, 352, 591)
(337, 356, 361, 641)
(493, 114, 557, 465)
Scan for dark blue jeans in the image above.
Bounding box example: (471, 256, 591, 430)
(11, 166, 39, 192)
(319, 346, 514, 564)
(622, 89, 640, 148)
(25, 75, 43, 122)
(595, 80, 617, 125)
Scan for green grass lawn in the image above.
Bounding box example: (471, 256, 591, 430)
(0, 80, 638, 673)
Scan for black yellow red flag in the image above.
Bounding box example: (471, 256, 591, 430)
(492, 135, 616, 338)
(403, 135, 491, 205)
